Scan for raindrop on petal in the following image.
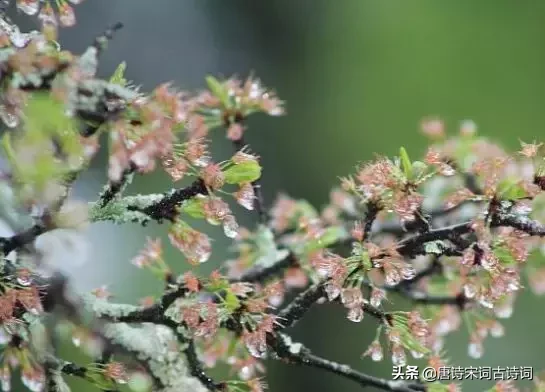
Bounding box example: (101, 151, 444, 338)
(347, 307, 364, 323)
(468, 341, 483, 359)
(223, 215, 239, 239)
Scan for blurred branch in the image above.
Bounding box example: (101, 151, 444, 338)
(268, 333, 425, 392)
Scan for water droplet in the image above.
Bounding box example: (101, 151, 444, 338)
(490, 322, 504, 338)
(347, 307, 364, 323)
(435, 319, 452, 336)
(324, 283, 340, 301)
(371, 349, 383, 362)
(411, 350, 424, 359)
(468, 342, 483, 359)
(494, 303, 513, 319)
(401, 264, 416, 280)
(478, 295, 494, 309)
(268, 295, 283, 308)
(196, 246, 211, 264)
(391, 349, 406, 366)
(223, 216, 239, 239)
(238, 366, 253, 380)
(463, 283, 477, 299)
(236, 184, 255, 210)
(0, 106, 19, 128)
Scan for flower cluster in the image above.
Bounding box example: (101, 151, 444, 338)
(15, 0, 80, 28)
(3, 6, 545, 392)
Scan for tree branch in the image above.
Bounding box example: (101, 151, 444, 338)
(268, 333, 425, 392)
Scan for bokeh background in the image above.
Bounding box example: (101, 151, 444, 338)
(7, 1, 545, 391)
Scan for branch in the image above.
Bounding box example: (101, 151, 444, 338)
(233, 251, 298, 284)
(159, 316, 225, 391)
(493, 208, 545, 236)
(0, 223, 44, 255)
(125, 178, 208, 223)
(98, 165, 137, 208)
(274, 282, 326, 330)
(90, 178, 209, 225)
(274, 279, 392, 331)
(268, 333, 425, 392)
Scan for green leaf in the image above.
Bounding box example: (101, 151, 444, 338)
(109, 61, 127, 86)
(224, 290, 241, 313)
(496, 178, 527, 200)
(253, 225, 290, 268)
(224, 161, 262, 184)
(304, 226, 344, 253)
(205, 75, 230, 107)
(493, 243, 516, 266)
(181, 197, 206, 219)
(399, 147, 413, 179)
(360, 251, 372, 270)
(24, 93, 81, 156)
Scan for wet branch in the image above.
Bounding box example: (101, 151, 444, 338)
(268, 333, 425, 392)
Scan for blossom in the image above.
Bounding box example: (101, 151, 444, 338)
(131, 237, 163, 267)
(356, 158, 399, 200)
(91, 286, 112, 300)
(519, 140, 542, 158)
(58, 3, 76, 27)
(362, 340, 383, 362)
(420, 117, 445, 139)
(392, 192, 423, 223)
(168, 223, 212, 264)
(182, 272, 200, 293)
(227, 123, 245, 141)
(201, 164, 225, 189)
(162, 154, 188, 182)
(185, 138, 210, 167)
(104, 362, 129, 384)
(235, 183, 255, 211)
(269, 194, 297, 232)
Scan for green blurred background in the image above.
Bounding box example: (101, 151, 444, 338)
(8, 0, 545, 391)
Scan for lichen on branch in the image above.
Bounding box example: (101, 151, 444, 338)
(2, 4, 545, 392)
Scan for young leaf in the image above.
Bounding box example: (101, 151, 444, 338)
(224, 290, 241, 313)
(205, 75, 230, 107)
(493, 243, 516, 267)
(224, 161, 262, 184)
(181, 197, 206, 219)
(496, 178, 527, 200)
(304, 226, 344, 253)
(109, 61, 127, 86)
(399, 147, 413, 179)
